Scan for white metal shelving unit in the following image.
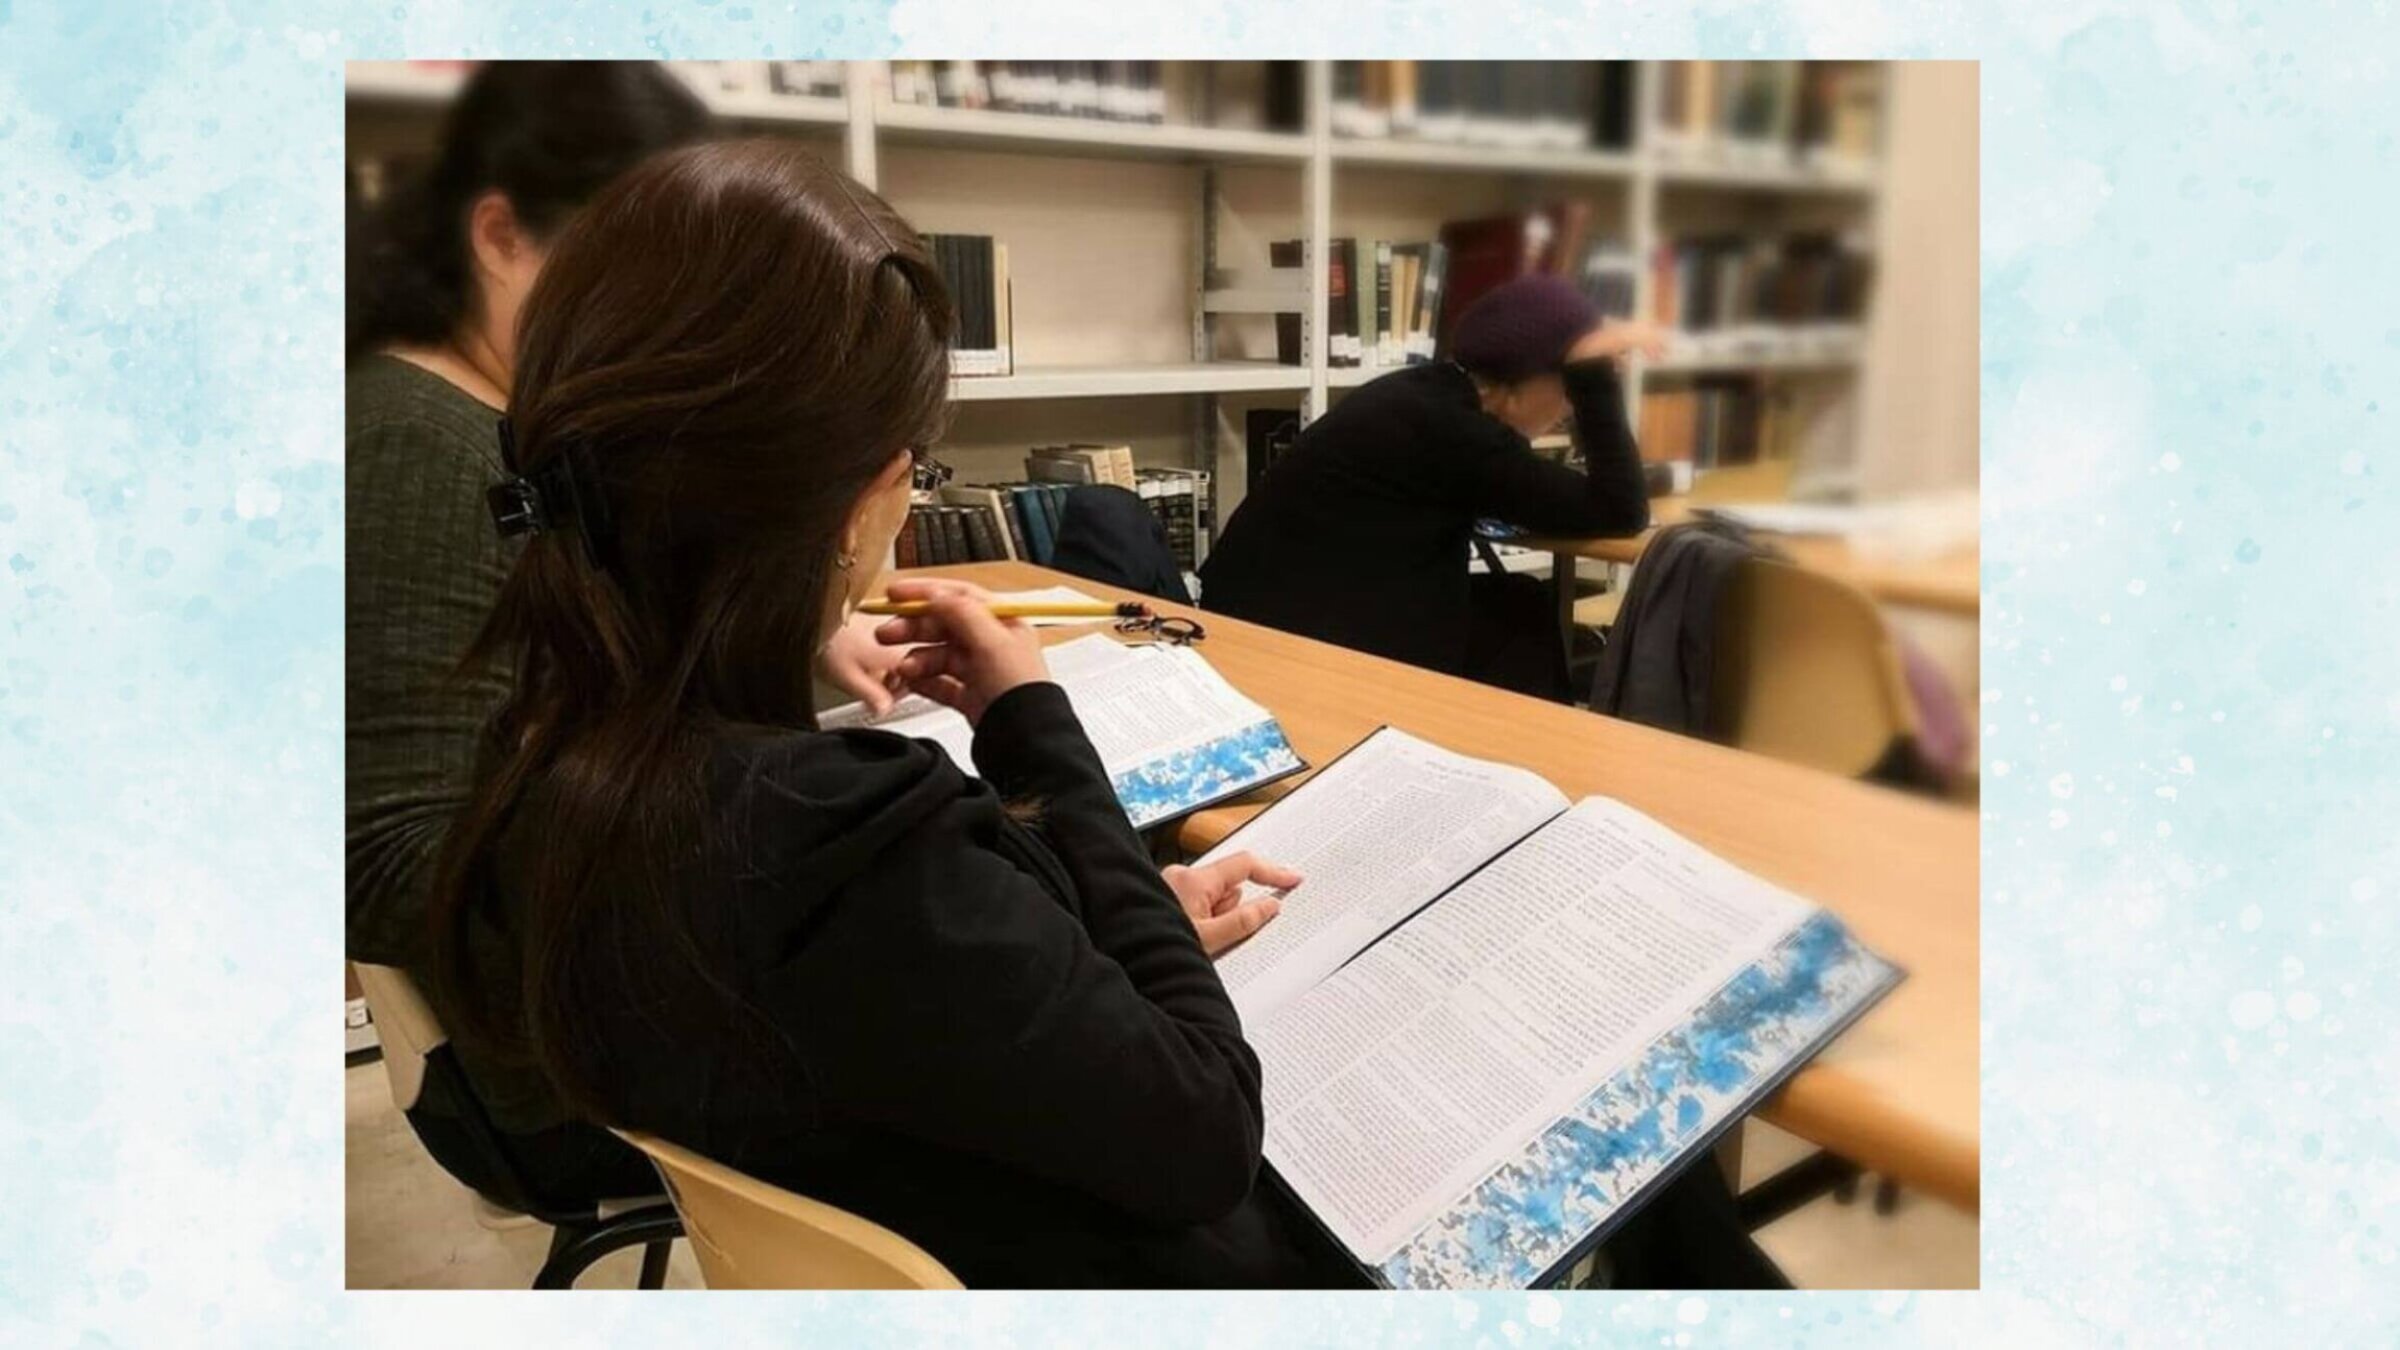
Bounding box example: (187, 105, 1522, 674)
(346, 59, 1888, 490)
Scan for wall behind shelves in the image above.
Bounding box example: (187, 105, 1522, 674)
(1856, 61, 1978, 498)
(934, 398, 1198, 488)
(877, 146, 1212, 369)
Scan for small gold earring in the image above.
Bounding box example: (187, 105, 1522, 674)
(836, 552, 856, 571)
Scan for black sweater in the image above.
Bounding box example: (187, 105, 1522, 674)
(1200, 360, 1648, 675)
(484, 683, 1356, 1288)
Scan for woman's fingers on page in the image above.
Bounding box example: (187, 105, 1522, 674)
(1205, 850, 1302, 893)
(1198, 896, 1281, 954)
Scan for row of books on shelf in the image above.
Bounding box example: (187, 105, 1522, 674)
(1638, 379, 1803, 469)
(1652, 60, 1883, 170)
(673, 60, 848, 102)
(900, 448, 1216, 571)
(1269, 203, 1641, 369)
(886, 61, 1167, 123)
(1649, 233, 1875, 334)
(925, 234, 1014, 377)
(1329, 61, 1637, 151)
(1267, 238, 1450, 370)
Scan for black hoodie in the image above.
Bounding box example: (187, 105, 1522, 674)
(485, 682, 1358, 1288)
(1200, 359, 1648, 675)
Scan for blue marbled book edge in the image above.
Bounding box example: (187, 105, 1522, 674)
(1364, 909, 1905, 1290)
(1112, 718, 1307, 832)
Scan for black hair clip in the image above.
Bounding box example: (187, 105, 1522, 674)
(1115, 612, 1206, 646)
(486, 418, 619, 573)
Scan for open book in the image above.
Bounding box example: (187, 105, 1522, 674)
(1201, 726, 1902, 1289)
(819, 634, 1304, 831)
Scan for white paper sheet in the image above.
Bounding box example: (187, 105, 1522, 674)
(1199, 727, 1567, 1028)
(1253, 796, 1812, 1263)
(991, 584, 1119, 626)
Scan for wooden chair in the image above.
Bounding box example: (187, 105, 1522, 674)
(1705, 559, 1916, 1225)
(353, 964, 680, 1289)
(1710, 556, 1918, 779)
(614, 1130, 964, 1290)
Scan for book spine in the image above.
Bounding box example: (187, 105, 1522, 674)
(962, 504, 1000, 561)
(1374, 241, 1394, 368)
(1414, 241, 1447, 361)
(939, 507, 971, 565)
(1270, 238, 1305, 366)
(896, 506, 921, 568)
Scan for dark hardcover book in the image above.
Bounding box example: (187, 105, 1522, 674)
(1373, 241, 1393, 364)
(1592, 61, 1634, 148)
(962, 504, 1001, 561)
(971, 237, 995, 350)
(996, 489, 1031, 559)
(1010, 487, 1053, 564)
(910, 508, 935, 565)
(937, 507, 971, 565)
(1265, 61, 1306, 132)
(896, 506, 921, 568)
(1043, 485, 1072, 545)
(1433, 213, 1531, 356)
(1270, 238, 1306, 366)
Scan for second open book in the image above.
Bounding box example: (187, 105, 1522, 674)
(1202, 726, 1902, 1289)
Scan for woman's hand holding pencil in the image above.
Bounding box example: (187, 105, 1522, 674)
(869, 578, 1050, 725)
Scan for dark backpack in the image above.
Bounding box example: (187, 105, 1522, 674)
(1463, 534, 1571, 702)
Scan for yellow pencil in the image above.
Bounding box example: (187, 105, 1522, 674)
(858, 599, 1151, 619)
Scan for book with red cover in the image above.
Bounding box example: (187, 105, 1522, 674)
(1432, 213, 1533, 357)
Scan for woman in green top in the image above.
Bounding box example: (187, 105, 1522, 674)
(345, 63, 732, 1204)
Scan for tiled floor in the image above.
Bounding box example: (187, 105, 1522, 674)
(346, 1059, 1976, 1290)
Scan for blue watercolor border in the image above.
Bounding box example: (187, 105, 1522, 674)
(3, 1, 2396, 1343)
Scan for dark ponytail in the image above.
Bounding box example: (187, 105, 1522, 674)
(426, 140, 956, 1122)
(347, 61, 712, 356)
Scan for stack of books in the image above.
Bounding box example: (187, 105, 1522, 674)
(1638, 379, 1805, 470)
(1649, 231, 1874, 352)
(924, 234, 1013, 377)
(1652, 61, 1883, 170)
(1027, 443, 1136, 489)
(888, 61, 1166, 123)
(1330, 61, 1636, 151)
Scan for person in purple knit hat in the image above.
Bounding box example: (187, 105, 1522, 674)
(1201, 273, 1664, 682)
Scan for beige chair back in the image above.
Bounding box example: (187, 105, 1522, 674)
(614, 1130, 963, 1290)
(354, 962, 447, 1112)
(1712, 558, 1917, 779)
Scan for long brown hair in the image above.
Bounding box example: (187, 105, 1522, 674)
(425, 139, 955, 1119)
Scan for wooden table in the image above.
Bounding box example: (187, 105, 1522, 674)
(904, 560, 1981, 1211)
(1522, 497, 1983, 619)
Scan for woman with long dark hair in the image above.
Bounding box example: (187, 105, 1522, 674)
(426, 138, 1339, 1287)
(345, 62, 716, 1204)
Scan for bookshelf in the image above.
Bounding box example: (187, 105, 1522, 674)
(345, 58, 1894, 521)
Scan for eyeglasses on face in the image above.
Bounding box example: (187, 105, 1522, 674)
(908, 446, 954, 492)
